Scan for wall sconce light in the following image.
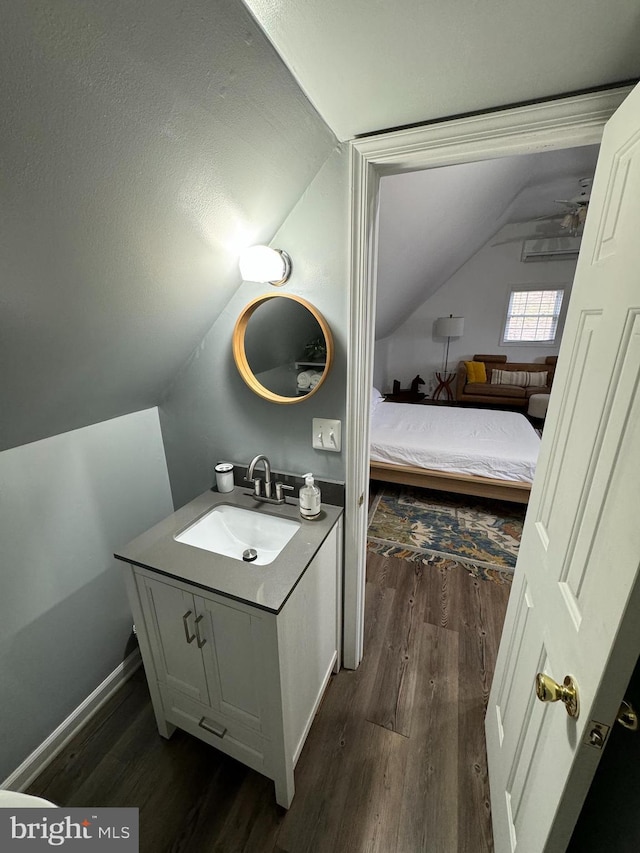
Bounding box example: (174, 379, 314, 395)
(239, 245, 292, 286)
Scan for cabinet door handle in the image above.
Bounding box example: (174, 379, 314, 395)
(182, 610, 196, 644)
(198, 717, 226, 738)
(194, 613, 206, 648)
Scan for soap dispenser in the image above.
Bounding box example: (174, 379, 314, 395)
(299, 473, 321, 519)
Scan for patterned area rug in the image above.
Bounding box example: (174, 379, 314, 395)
(367, 485, 526, 585)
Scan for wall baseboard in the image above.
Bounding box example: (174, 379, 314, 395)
(1, 649, 142, 793)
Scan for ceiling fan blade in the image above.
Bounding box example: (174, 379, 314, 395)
(534, 213, 566, 222)
(492, 232, 568, 246)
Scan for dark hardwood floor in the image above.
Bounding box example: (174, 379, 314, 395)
(28, 554, 510, 852)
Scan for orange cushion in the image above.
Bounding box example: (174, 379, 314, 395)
(464, 361, 487, 383)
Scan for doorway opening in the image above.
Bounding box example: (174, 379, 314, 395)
(343, 86, 630, 669)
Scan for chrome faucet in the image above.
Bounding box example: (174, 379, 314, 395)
(245, 455, 294, 505)
(247, 454, 273, 498)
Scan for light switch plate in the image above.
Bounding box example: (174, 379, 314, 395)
(312, 418, 342, 452)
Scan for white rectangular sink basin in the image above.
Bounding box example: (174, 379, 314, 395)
(174, 504, 300, 566)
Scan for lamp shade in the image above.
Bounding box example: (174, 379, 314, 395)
(435, 316, 464, 338)
(239, 245, 291, 285)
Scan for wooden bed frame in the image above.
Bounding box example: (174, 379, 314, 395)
(370, 460, 531, 504)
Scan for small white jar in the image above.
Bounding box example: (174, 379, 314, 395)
(215, 462, 234, 493)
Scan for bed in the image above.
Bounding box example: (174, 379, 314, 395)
(369, 393, 540, 504)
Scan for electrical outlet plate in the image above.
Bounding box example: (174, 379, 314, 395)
(312, 418, 342, 452)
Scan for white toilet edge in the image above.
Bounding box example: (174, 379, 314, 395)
(0, 790, 58, 808)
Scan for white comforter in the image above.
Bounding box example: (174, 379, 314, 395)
(370, 401, 540, 483)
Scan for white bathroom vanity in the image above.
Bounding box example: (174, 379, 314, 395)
(115, 487, 343, 808)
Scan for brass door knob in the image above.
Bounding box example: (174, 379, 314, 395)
(617, 700, 639, 731)
(535, 673, 580, 718)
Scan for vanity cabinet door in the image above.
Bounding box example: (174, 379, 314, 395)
(136, 574, 211, 707)
(196, 596, 266, 733)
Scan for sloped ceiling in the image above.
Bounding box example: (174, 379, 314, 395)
(242, 0, 640, 141)
(3, 2, 637, 455)
(375, 146, 600, 339)
(0, 0, 335, 452)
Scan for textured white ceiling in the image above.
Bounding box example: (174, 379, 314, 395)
(242, 0, 640, 140)
(0, 0, 335, 451)
(375, 146, 600, 339)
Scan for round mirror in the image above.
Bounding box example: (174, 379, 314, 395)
(233, 293, 334, 404)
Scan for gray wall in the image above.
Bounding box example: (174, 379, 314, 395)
(159, 148, 349, 509)
(0, 0, 335, 452)
(0, 0, 339, 783)
(0, 409, 173, 781)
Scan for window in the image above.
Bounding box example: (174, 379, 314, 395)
(502, 288, 565, 344)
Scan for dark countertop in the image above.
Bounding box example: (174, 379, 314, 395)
(114, 486, 342, 614)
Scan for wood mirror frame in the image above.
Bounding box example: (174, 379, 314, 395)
(232, 293, 334, 404)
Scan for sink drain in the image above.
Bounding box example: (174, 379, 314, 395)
(242, 548, 258, 562)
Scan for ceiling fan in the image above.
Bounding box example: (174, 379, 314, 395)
(492, 177, 592, 246)
(540, 176, 591, 236)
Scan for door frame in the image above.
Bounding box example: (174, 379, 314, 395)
(343, 85, 633, 669)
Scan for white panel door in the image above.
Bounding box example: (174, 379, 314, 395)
(486, 83, 640, 853)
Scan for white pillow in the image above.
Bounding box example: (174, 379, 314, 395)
(370, 387, 385, 416)
(491, 369, 548, 387)
(491, 369, 527, 386)
(527, 371, 548, 387)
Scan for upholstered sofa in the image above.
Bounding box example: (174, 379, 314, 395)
(455, 354, 557, 408)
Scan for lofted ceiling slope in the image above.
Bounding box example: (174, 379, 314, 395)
(242, 0, 640, 141)
(375, 146, 600, 340)
(0, 0, 336, 452)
